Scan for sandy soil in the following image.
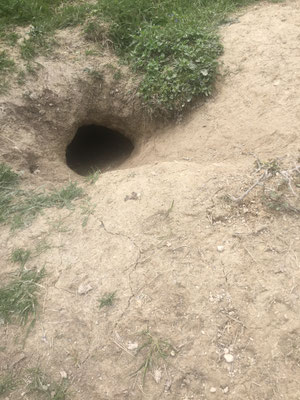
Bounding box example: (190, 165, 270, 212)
(0, 1, 300, 399)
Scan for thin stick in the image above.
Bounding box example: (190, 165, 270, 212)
(111, 339, 135, 357)
(231, 172, 270, 202)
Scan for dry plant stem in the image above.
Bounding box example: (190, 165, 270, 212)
(231, 171, 271, 202)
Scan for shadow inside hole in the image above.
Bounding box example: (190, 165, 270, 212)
(66, 124, 134, 176)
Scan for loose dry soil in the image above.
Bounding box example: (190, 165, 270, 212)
(1, 1, 300, 399)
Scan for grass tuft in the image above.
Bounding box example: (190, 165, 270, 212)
(0, 373, 16, 396)
(11, 248, 31, 268)
(98, 291, 116, 309)
(131, 330, 176, 385)
(0, 267, 45, 325)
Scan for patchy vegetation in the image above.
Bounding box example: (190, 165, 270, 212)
(0, 0, 263, 113)
(98, 291, 117, 309)
(229, 157, 300, 214)
(0, 163, 83, 229)
(0, 267, 45, 325)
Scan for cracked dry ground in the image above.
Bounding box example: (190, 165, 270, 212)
(1, 0, 300, 399)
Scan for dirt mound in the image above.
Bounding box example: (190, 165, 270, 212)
(0, 1, 300, 399)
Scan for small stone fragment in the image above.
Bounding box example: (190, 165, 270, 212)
(224, 354, 234, 363)
(154, 369, 162, 383)
(60, 371, 67, 379)
(223, 386, 229, 394)
(210, 387, 217, 393)
(78, 283, 93, 295)
(127, 342, 138, 351)
(217, 245, 224, 253)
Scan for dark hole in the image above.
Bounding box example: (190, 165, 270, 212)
(66, 124, 134, 176)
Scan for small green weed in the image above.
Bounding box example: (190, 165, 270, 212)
(0, 267, 45, 325)
(0, 373, 16, 396)
(11, 248, 31, 268)
(17, 70, 26, 85)
(98, 292, 116, 309)
(85, 49, 99, 57)
(131, 330, 176, 385)
(86, 169, 101, 184)
(26, 367, 68, 400)
(81, 199, 96, 227)
(113, 70, 122, 80)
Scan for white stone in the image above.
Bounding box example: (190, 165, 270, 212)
(210, 387, 217, 393)
(127, 342, 138, 351)
(224, 354, 234, 363)
(217, 245, 225, 252)
(78, 283, 93, 295)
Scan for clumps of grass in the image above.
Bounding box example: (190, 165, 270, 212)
(11, 248, 31, 268)
(98, 291, 116, 309)
(20, 25, 55, 60)
(26, 367, 68, 400)
(0, 50, 15, 93)
(85, 169, 101, 184)
(0, 163, 84, 229)
(0, 267, 45, 325)
(97, 0, 257, 113)
(84, 21, 108, 43)
(0, 163, 19, 222)
(0, 373, 16, 396)
(129, 24, 222, 111)
(0, 30, 19, 46)
(131, 330, 176, 385)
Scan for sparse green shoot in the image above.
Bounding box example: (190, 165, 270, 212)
(86, 169, 101, 185)
(131, 330, 176, 385)
(98, 292, 116, 309)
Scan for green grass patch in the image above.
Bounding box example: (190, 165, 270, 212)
(95, 0, 260, 113)
(11, 248, 31, 268)
(0, 0, 262, 111)
(0, 163, 84, 229)
(0, 267, 45, 325)
(98, 291, 116, 309)
(0, 373, 16, 396)
(0, 50, 15, 93)
(131, 330, 176, 385)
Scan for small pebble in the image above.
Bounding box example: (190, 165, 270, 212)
(60, 371, 67, 379)
(210, 387, 217, 393)
(223, 387, 229, 394)
(127, 342, 138, 351)
(224, 354, 234, 363)
(217, 245, 224, 253)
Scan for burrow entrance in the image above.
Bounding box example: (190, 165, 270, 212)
(66, 124, 134, 176)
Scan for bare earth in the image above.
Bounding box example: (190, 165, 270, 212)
(0, 1, 300, 399)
